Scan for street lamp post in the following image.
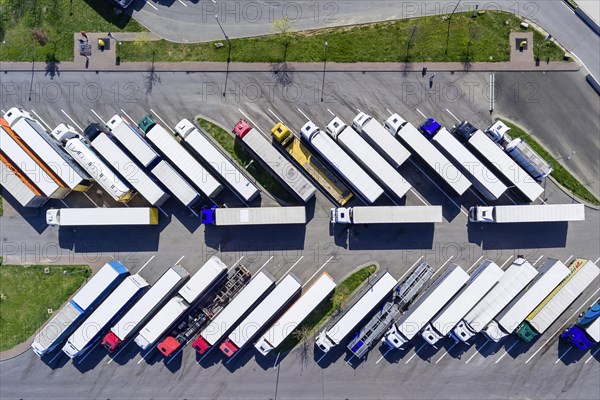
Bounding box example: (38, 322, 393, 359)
(444, 0, 462, 55)
(557, 150, 576, 161)
(2, 40, 35, 102)
(214, 14, 231, 97)
(321, 41, 328, 102)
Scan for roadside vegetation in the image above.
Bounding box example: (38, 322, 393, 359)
(0, 194, 3, 217)
(278, 264, 377, 353)
(499, 119, 600, 205)
(119, 11, 565, 63)
(196, 118, 296, 204)
(0, 259, 90, 352)
(0, 0, 142, 62)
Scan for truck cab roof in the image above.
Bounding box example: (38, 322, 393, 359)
(454, 121, 478, 140)
(174, 118, 196, 139)
(420, 118, 442, 140)
(383, 113, 407, 136)
(233, 119, 252, 138)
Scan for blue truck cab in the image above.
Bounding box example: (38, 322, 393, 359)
(560, 301, 600, 350)
(420, 118, 442, 140)
(201, 206, 218, 225)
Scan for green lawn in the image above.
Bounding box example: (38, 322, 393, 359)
(197, 118, 296, 204)
(119, 11, 565, 63)
(0, 0, 143, 62)
(499, 119, 599, 205)
(278, 264, 377, 353)
(0, 260, 90, 352)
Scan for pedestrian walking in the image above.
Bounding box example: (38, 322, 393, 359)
(429, 72, 435, 88)
(81, 31, 88, 41)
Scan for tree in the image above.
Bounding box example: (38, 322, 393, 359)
(272, 16, 295, 61)
(292, 325, 313, 368)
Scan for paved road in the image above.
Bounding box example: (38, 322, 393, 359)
(127, 1, 600, 80)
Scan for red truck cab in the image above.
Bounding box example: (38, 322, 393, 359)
(191, 336, 212, 354)
(219, 340, 239, 358)
(233, 119, 252, 139)
(157, 336, 181, 356)
(101, 331, 123, 353)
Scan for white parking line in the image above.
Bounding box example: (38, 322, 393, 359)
(61, 109, 83, 132)
(326, 108, 335, 117)
(555, 347, 572, 364)
(188, 207, 199, 217)
(435, 342, 458, 364)
(229, 256, 245, 271)
(276, 256, 304, 284)
(409, 189, 428, 206)
(375, 347, 393, 364)
(48, 351, 63, 364)
(494, 340, 518, 364)
(316, 352, 327, 364)
(595, 257, 600, 265)
(256, 256, 274, 275)
(238, 108, 267, 136)
(304, 256, 333, 285)
(431, 256, 454, 280)
(137, 347, 154, 364)
(525, 288, 600, 364)
(467, 255, 484, 273)
(174, 255, 185, 265)
(500, 255, 514, 269)
(150, 109, 174, 134)
(107, 342, 130, 364)
(464, 339, 490, 364)
(585, 347, 600, 363)
(533, 255, 544, 266)
(119, 109, 137, 126)
(397, 256, 425, 284)
(296, 108, 311, 122)
(415, 108, 427, 119)
(144, 0, 158, 10)
(564, 255, 574, 265)
(157, 206, 168, 217)
(405, 344, 426, 364)
(137, 255, 155, 274)
(59, 199, 69, 208)
(178, 0, 188, 6)
(83, 191, 100, 207)
(267, 108, 283, 123)
(30, 110, 52, 131)
(273, 352, 281, 369)
(90, 109, 106, 124)
(445, 109, 461, 124)
(469, 188, 488, 206)
(165, 345, 185, 365)
(76, 343, 98, 365)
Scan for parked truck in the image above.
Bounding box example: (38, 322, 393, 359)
(46, 207, 159, 227)
(157, 263, 251, 357)
(352, 112, 411, 168)
(469, 204, 585, 223)
(192, 271, 276, 354)
(139, 115, 223, 198)
(233, 119, 316, 202)
(451, 258, 538, 343)
(422, 260, 504, 346)
(316, 271, 398, 353)
(454, 121, 544, 202)
(482, 259, 570, 342)
(300, 121, 383, 204)
(31, 261, 129, 357)
(85, 124, 170, 207)
(255, 273, 337, 356)
(272, 122, 353, 205)
(62, 274, 149, 358)
(150, 161, 203, 208)
(330, 206, 442, 225)
(106, 114, 160, 168)
(421, 118, 507, 201)
(1, 119, 70, 199)
(383, 113, 471, 196)
(134, 257, 228, 351)
(384, 264, 469, 349)
(561, 300, 600, 350)
(220, 274, 302, 357)
(201, 205, 306, 226)
(347, 262, 434, 359)
(102, 265, 190, 352)
(0, 154, 48, 208)
(3, 107, 92, 191)
(175, 119, 259, 203)
(51, 124, 134, 203)
(516, 259, 600, 342)
(326, 117, 411, 200)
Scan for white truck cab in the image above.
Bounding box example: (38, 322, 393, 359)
(330, 207, 352, 224)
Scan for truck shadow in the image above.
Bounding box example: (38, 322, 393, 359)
(503, 337, 537, 360)
(1, 190, 48, 234)
(556, 338, 587, 365)
(312, 343, 348, 369)
(335, 223, 435, 250)
(204, 225, 307, 252)
(196, 348, 225, 369)
(467, 222, 568, 249)
(72, 344, 110, 373)
(162, 198, 202, 233)
(58, 225, 161, 253)
(111, 343, 142, 366)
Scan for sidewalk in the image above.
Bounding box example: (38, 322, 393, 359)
(0, 32, 580, 73)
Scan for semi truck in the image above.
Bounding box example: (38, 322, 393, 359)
(482, 259, 570, 342)
(62, 274, 149, 358)
(157, 264, 251, 357)
(352, 112, 411, 168)
(0, 155, 48, 207)
(51, 124, 134, 203)
(326, 117, 411, 200)
(31, 261, 129, 356)
(150, 161, 202, 208)
(316, 271, 397, 353)
(46, 207, 159, 227)
(330, 206, 442, 225)
(421, 118, 507, 201)
(271, 122, 353, 205)
(383, 113, 471, 196)
(192, 271, 276, 355)
(106, 114, 160, 168)
(139, 116, 223, 199)
(3, 108, 92, 191)
(451, 258, 538, 343)
(86, 125, 170, 206)
(561, 300, 600, 350)
(175, 119, 259, 203)
(454, 121, 544, 202)
(300, 121, 383, 204)
(134, 257, 228, 351)
(1, 119, 70, 199)
(422, 260, 504, 346)
(347, 262, 434, 359)
(255, 273, 337, 356)
(201, 205, 306, 226)
(220, 274, 302, 357)
(383, 264, 469, 349)
(233, 119, 316, 202)
(102, 265, 190, 352)
(516, 259, 600, 342)
(469, 204, 585, 223)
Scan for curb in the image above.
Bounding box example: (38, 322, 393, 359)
(0, 340, 32, 362)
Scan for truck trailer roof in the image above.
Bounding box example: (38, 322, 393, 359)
(0, 160, 47, 208)
(46, 207, 159, 226)
(493, 204, 585, 223)
(150, 160, 202, 207)
(350, 206, 442, 224)
(106, 114, 159, 168)
(178, 257, 227, 304)
(134, 297, 189, 350)
(352, 113, 411, 168)
(211, 206, 306, 226)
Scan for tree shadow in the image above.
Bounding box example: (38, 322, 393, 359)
(144, 51, 161, 94)
(45, 44, 60, 79)
(82, 0, 135, 29)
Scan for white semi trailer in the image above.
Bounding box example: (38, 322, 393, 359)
(0, 157, 48, 208)
(201, 206, 306, 226)
(300, 121, 383, 204)
(326, 117, 411, 200)
(106, 114, 160, 168)
(469, 204, 585, 223)
(330, 206, 442, 224)
(46, 207, 159, 226)
(352, 112, 411, 168)
(150, 161, 202, 208)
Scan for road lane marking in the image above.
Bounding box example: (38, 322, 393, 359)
(304, 256, 333, 286)
(585, 347, 600, 363)
(500, 255, 514, 268)
(30, 110, 52, 131)
(533, 255, 544, 266)
(555, 347, 571, 364)
(276, 256, 304, 284)
(137, 255, 155, 274)
(404, 344, 426, 364)
(61, 109, 83, 132)
(174, 255, 185, 265)
(150, 109, 174, 133)
(495, 340, 517, 363)
(107, 342, 130, 364)
(90, 109, 106, 124)
(467, 255, 484, 273)
(435, 342, 458, 364)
